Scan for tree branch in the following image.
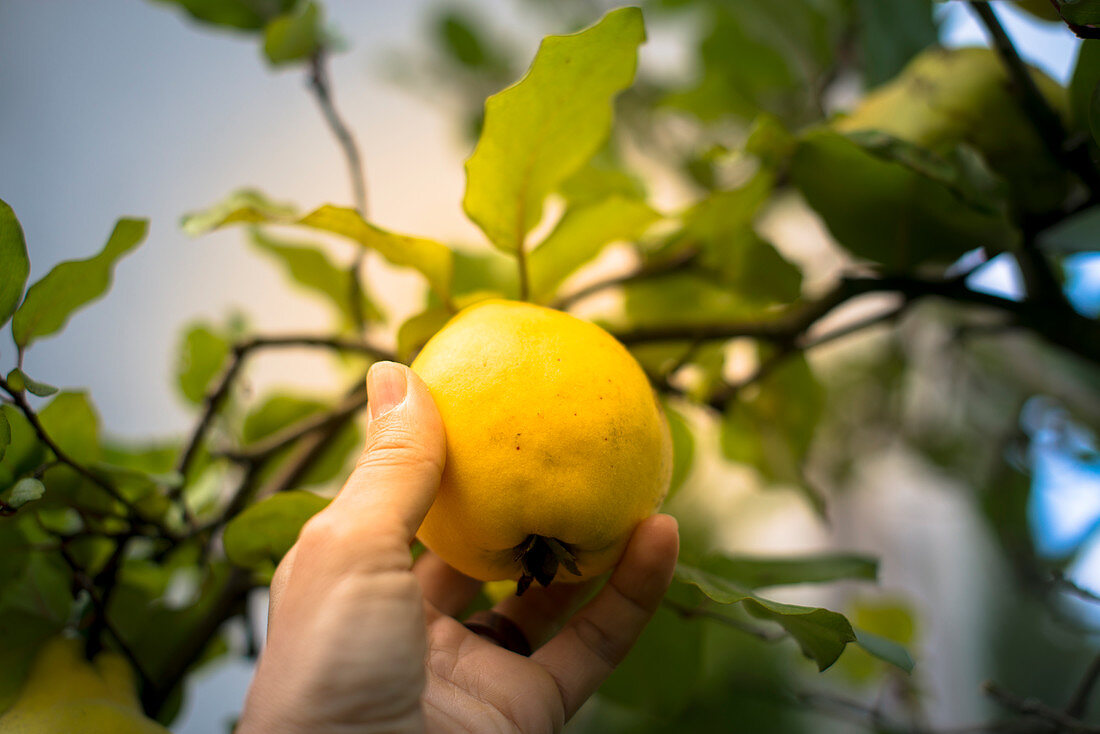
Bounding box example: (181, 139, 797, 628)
(307, 48, 370, 330)
(611, 274, 1100, 366)
(968, 1, 1100, 198)
(983, 680, 1100, 733)
(1067, 652, 1100, 719)
(0, 377, 174, 538)
(143, 567, 254, 717)
(58, 545, 153, 685)
(217, 387, 369, 464)
(307, 50, 367, 217)
(173, 334, 392, 485)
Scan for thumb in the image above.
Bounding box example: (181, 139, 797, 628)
(324, 361, 447, 549)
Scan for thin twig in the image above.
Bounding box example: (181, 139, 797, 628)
(173, 335, 392, 482)
(1066, 652, 1100, 719)
(217, 389, 369, 464)
(58, 546, 153, 685)
(611, 274, 1100, 366)
(984, 681, 1100, 733)
(143, 567, 254, 716)
(307, 50, 367, 217)
(252, 375, 369, 502)
(306, 48, 369, 330)
(0, 377, 173, 537)
(551, 248, 697, 310)
(968, 1, 1100, 197)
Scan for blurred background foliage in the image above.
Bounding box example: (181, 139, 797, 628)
(2, 0, 1100, 732)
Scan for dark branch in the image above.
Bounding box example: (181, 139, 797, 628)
(307, 50, 367, 216)
(968, 1, 1100, 197)
(143, 567, 254, 717)
(983, 680, 1100, 733)
(58, 545, 152, 685)
(174, 335, 392, 484)
(217, 388, 369, 464)
(1067, 652, 1100, 719)
(611, 274, 1100, 367)
(0, 377, 174, 538)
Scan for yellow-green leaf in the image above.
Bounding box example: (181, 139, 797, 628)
(463, 7, 645, 253)
(0, 199, 29, 329)
(297, 206, 454, 303)
(224, 491, 330, 573)
(12, 219, 147, 349)
(529, 195, 658, 302)
(180, 189, 298, 236)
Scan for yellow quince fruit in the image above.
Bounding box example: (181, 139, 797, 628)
(0, 636, 170, 733)
(411, 300, 671, 593)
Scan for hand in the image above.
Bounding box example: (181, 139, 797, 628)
(238, 361, 680, 734)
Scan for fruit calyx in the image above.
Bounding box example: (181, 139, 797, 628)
(513, 534, 582, 596)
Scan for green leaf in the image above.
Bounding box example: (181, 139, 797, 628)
(184, 193, 453, 304)
(720, 353, 825, 513)
(297, 206, 454, 304)
(843, 131, 1009, 216)
(242, 394, 361, 488)
(435, 9, 506, 72)
(250, 229, 381, 326)
(790, 129, 1018, 270)
(1039, 205, 1100, 253)
(618, 271, 761, 330)
(37, 392, 100, 465)
(558, 159, 646, 206)
(665, 402, 694, 500)
(176, 323, 231, 405)
(681, 174, 803, 305)
(397, 307, 452, 362)
(180, 189, 298, 236)
(0, 407, 45, 493)
(688, 552, 878, 590)
(263, 1, 324, 66)
(663, 1, 843, 126)
(6, 478, 44, 510)
(854, 628, 914, 673)
(448, 247, 520, 302)
(5, 369, 58, 398)
(529, 196, 659, 302)
(11, 219, 148, 349)
(224, 491, 330, 573)
(1062, 0, 1100, 26)
(0, 413, 8, 466)
(149, 0, 298, 30)
(463, 7, 645, 253)
(675, 560, 857, 671)
(1071, 41, 1100, 135)
(852, 0, 936, 87)
(0, 199, 30, 329)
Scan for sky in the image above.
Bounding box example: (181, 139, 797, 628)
(1, 2, 1097, 731)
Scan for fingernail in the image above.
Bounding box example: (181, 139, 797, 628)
(367, 362, 407, 421)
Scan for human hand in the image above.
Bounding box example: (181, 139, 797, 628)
(238, 361, 680, 734)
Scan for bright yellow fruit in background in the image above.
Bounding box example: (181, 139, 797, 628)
(837, 47, 1070, 215)
(412, 300, 672, 589)
(0, 636, 170, 734)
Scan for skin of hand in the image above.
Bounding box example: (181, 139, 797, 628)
(237, 361, 680, 734)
